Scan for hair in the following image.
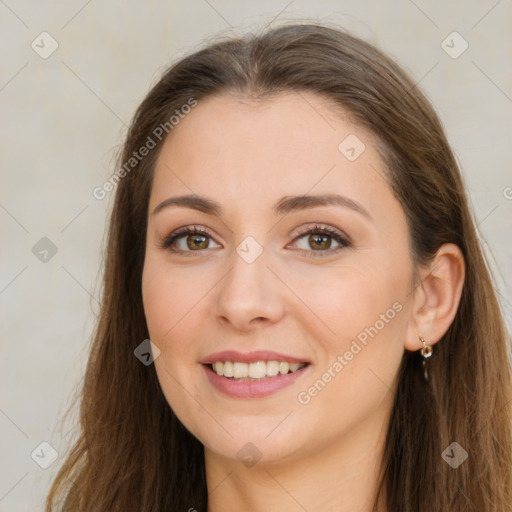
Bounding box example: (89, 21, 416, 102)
(46, 23, 512, 511)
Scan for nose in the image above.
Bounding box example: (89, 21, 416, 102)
(214, 249, 285, 332)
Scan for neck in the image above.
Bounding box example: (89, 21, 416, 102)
(205, 412, 389, 512)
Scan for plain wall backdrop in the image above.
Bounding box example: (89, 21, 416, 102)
(1, 1, 511, 510)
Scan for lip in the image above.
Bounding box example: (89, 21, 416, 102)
(200, 350, 310, 365)
(203, 363, 311, 398)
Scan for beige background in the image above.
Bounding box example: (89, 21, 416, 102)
(1, 1, 511, 510)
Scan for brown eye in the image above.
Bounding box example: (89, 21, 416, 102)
(294, 232, 341, 252)
(186, 234, 210, 250)
(161, 226, 221, 253)
(289, 225, 351, 256)
(308, 234, 332, 250)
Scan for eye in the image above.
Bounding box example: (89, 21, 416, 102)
(289, 225, 351, 256)
(159, 225, 221, 253)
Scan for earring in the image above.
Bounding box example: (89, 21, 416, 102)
(419, 334, 433, 382)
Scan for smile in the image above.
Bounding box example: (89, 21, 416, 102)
(203, 362, 310, 399)
(210, 360, 307, 380)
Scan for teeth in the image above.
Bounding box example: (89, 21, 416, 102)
(223, 361, 233, 377)
(249, 361, 267, 379)
(213, 362, 224, 376)
(266, 360, 280, 377)
(210, 360, 306, 379)
(233, 362, 248, 378)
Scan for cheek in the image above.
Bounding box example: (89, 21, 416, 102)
(284, 255, 411, 404)
(291, 273, 408, 444)
(141, 257, 205, 413)
(142, 259, 210, 433)
(142, 254, 216, 343)
(283, 256, 410, 346)
(141, 254, 220, 395)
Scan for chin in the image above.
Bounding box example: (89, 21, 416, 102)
(192, 412, 314, 467)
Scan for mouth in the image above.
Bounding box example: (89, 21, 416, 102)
(201, 353, 311, 398)
(206, 360, 309, 381)
(201, 350, 311, 398)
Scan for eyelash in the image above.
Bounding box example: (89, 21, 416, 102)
(158, 225, 213, 255)
(292, 224, 351, 257)
(158, 224, 351, 257)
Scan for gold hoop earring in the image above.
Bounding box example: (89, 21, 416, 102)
(419, 334, 433, 382)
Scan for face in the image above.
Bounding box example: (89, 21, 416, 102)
(142, 91, 416, 467)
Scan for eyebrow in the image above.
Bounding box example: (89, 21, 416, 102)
(152, 193, 371, 219)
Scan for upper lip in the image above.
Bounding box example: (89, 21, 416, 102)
(200, 350, 310, 365)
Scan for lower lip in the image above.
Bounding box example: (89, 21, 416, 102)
(203, 364, 310, 398)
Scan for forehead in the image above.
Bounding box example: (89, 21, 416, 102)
(150, 91, 392, 217)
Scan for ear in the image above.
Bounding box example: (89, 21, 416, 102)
(405, 243, 465, 351)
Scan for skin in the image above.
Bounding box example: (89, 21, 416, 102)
(142, 92, 465, 511)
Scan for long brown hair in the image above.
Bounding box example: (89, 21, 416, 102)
(46, 23, 512, 511)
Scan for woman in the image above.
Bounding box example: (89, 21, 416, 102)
(46, 23, 512, 511)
